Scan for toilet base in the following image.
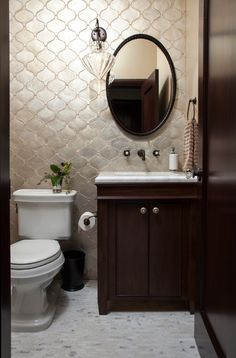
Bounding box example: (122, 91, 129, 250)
(11, 278, 61, 332)
(12, 303, 56, 332)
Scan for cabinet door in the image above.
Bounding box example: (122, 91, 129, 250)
(149, 203, 183, 297)
(115, 201, 149, 296)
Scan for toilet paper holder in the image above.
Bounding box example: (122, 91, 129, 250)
(83, 212, 97, 226)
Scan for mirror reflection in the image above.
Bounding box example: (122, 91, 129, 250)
(106, 36, 176, 136)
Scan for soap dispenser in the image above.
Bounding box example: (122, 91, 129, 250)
(169, 147, 178, 171)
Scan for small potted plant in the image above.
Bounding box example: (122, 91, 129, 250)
(38, 162, 72, 193)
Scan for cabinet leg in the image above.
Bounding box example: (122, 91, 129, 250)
(98, 301, 109, 315)
(189, 300, 195, 314)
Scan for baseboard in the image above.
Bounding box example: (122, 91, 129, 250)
(194, 312, 225, 358)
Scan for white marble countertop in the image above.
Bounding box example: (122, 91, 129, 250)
(95, 171, 198, 184)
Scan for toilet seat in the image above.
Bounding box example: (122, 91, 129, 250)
(11, 239, 62, 270)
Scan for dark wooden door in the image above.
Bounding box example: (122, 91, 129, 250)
(149, 203, 183, 297)
(0, 0, 10, 356)
(195, 0, 236, 357)
(141, 69, 159, 132)
(115, 201, 149, 296)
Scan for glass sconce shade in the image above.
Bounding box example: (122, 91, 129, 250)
(82, 50, 115, 80)
(82, 19, 115, 80)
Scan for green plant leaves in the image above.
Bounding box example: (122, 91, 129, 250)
(50, 164, 61, 174)
(50, 176, 63, 187)
(38, 162, 72, 189)
(61, 162, 72, 175)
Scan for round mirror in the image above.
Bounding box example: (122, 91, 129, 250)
(106, 34, 176, 136)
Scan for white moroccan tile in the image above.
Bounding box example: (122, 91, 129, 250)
(143, 8, 161, 22)
(10, 0, 189, 279)
(47, 17, 66, 33)
(38, 107, 55, 123)
(58, 68, 77, 83)
(15, 28, 34, 44)
(90, 0, 108, 13)
(16, 49, 34, 63)
(37, 68, 55, 84)
(132, 17, 150, 32)
(68, 0, 86, 13)
(153, 0, 173, 13)
(37, 28, 55, 45)
(48, 78, 66, 93)
(25, 0, 44, 13)
(16, 88, 34, 103)
(78, 7, 97, 22)
(37, 87, 55, 103)
(101, 7, 119, 23)
(133, 0, 151, 12)
(164, 7, 182, 22)
(46, 0, 65, 14)
(58, 28, 77, 43)
(47, 37, 66, 54)
(15, 9, 34, 23)
(48, 58, 66, 74)
(57, 8, 76, 23)
(36, 8, 55, 23)
(57, 108, 76, 122)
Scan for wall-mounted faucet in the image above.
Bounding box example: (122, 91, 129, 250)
(137, 149, 145, 161)
(124, 149, 160, 160)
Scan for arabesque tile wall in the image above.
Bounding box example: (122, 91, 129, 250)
(10, 0, 186, 278)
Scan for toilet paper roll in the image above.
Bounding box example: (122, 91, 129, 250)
(78, 211, 96, 231)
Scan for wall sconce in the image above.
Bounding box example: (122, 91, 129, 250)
(82, 19, 115, 80)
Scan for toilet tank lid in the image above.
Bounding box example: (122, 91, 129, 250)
(13, 189, 77, 203)
(11, 239, 61, 265)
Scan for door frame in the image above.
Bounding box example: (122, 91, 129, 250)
(194, 1, 219, 356)
(194, 0, 231, 356)
(0, 0, 11, 356)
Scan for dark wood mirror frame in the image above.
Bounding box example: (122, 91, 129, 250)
(106, 34, 177, 136)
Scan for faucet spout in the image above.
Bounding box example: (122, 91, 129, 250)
(137, 149, 145, 161)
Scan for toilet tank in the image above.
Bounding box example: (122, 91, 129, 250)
(13, 189, 77, 240)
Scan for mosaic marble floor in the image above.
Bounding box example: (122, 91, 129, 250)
(12, 281, 200, 358)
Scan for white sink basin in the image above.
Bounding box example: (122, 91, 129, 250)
(95, 172, 197, 184)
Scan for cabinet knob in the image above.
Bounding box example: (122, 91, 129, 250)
(140, 207, 148, 215)
(152, 207, 160, 214)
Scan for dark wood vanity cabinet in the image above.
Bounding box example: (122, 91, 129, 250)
(115, 201, 183, 298)
(96, 182, 198, 315)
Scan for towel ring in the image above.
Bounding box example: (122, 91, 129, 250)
(187, 97, 197, 121)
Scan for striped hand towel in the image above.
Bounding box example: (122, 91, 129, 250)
(183, 118, 199, 171)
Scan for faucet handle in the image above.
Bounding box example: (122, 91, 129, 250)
(123, 149, 130, 157)
(153, 149, 160, 157)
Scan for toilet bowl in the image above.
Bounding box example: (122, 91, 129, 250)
(11, 189, 77, 332)
(11, 239, 64, 332)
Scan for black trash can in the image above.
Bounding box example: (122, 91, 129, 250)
(61, 250, 85, 291)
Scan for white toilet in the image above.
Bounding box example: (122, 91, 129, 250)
(11, 189, 77, 332)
